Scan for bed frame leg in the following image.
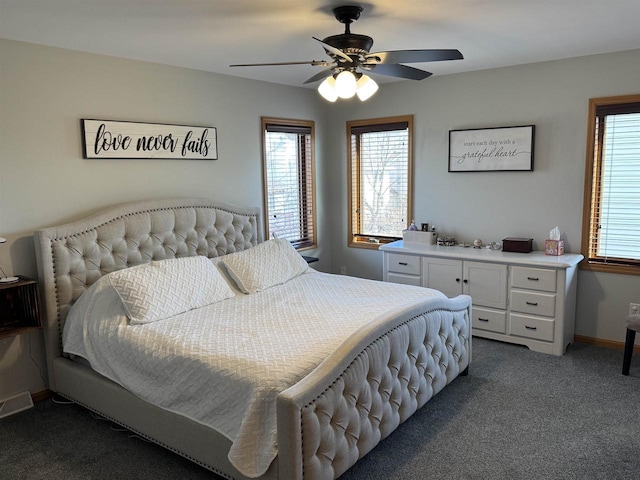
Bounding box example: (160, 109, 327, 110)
(460, 366, 469, 376)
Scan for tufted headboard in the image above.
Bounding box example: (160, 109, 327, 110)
(34, 198, 262, 386)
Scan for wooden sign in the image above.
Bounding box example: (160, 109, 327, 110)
(81, 119, 218, 160)
(448, 125, 534, 172)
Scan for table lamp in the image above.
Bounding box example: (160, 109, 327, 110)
(0, 237, 19, 283)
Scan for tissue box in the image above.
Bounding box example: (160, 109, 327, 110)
(403, 230, 436, 245)
(545, 239, 564, 256)
(502, 237, 533, 253)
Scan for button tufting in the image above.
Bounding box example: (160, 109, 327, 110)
(297, 309, 469, 479)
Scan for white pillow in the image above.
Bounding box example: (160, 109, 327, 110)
(109, 256, 235, 325)
(221, 238, 309, 294)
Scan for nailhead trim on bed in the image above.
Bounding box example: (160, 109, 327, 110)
(299, 307, 469, 479)
(41, 202, 259, 350)
(57, 392, 236, 479)
(36, 198, 471, 480)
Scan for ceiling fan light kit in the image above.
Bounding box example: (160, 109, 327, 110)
(230, 5, 463, 103)
(318, 72, 378, 102)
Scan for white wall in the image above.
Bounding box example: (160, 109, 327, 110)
(1, 38, 639, 398)
(0, 39, 329, 397)
(323, 49, 640, 345)
(0, 39, 331, 274)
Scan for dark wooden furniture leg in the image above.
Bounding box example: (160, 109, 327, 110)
(622, 328, 636, 375)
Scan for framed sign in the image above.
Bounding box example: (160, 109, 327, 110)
(81, 119, 218, 160)
(448, 125, 535, 172)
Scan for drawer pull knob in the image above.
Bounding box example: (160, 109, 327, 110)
(478, 318, 489, 322)
(398, 262, 408, 266)
(456, 278, 461, 282)
(463, 279, 468, 284)
(527, 276, 539, 281)
(525, 325, 537, 330)
(525, 301, 538, 306)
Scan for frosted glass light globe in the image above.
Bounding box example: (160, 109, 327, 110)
(334, 71, 357, 99)
(356, 74, 378, 101)
(318, 76, 338, 102)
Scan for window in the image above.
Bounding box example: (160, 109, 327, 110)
(347, 115, 413, 248)
(262, 117, 316, 250)
(581, 95, 640, 275)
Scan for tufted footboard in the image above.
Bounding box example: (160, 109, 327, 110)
(276, 295, 471, 480)
(35, 197, 471, 480)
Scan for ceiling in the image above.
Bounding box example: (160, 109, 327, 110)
(2, 0, 640, 88)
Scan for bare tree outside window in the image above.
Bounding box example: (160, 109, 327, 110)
(357, 130, 408, 236)
(348, 116, 413, 248)
(582, 95, 640, 275)
(262, 118, 316, 249)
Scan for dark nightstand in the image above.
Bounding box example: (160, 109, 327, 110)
(0, 276, 41, 338)
(301, 255, 319, 264)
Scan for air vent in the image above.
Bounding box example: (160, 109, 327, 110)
(0, 391, 34, 419)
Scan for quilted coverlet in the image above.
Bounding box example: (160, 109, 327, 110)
(63, 269, 446, 477)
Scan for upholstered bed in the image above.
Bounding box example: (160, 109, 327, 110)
(34, 197, 472, 480)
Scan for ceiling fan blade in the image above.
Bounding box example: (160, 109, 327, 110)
(312, 37, 353, 63)
(230, 60, 331, 67)
(303, 68, 335, 85)
(365, 49, 463, 65)
(368, 63, 433, 81)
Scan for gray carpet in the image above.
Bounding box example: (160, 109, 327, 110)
(2, 338, 639, 480)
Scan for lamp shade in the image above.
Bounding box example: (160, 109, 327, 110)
(356, 74, 379, 101)
(334, 71, 357, 99)
(0, 237, 19, 283)
(318, 76, 338, 102)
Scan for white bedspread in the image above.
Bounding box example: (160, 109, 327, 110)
(63, 269, 446, 477)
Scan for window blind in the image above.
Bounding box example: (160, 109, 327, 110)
(588, 103, 640, 265)
(263, 121, 315, 249)
(350, 121, 410, 239)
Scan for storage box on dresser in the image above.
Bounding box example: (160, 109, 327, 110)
(380, 242, 583, 356)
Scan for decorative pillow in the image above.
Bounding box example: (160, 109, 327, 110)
(221, 238, 309, 294)
(109, 256, 235, 325)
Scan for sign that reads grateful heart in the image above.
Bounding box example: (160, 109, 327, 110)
(448, 125, 534, 172)
(81, 119, 218, 160)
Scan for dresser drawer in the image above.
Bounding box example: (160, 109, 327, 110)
(472, 307, 506, 334)
(387, 272, 422, 286)
(511, 266, 557, 292)
(387, 253, 420, 275)
(510, 313, 554, 342)
(510, 290, 556, 317)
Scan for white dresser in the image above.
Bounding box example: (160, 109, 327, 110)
(380, 241, 583, 356)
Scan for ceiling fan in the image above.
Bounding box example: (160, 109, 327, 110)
(230, 5, 463, 102)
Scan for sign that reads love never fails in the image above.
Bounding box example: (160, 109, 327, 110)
(82, 119, 218, 160)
